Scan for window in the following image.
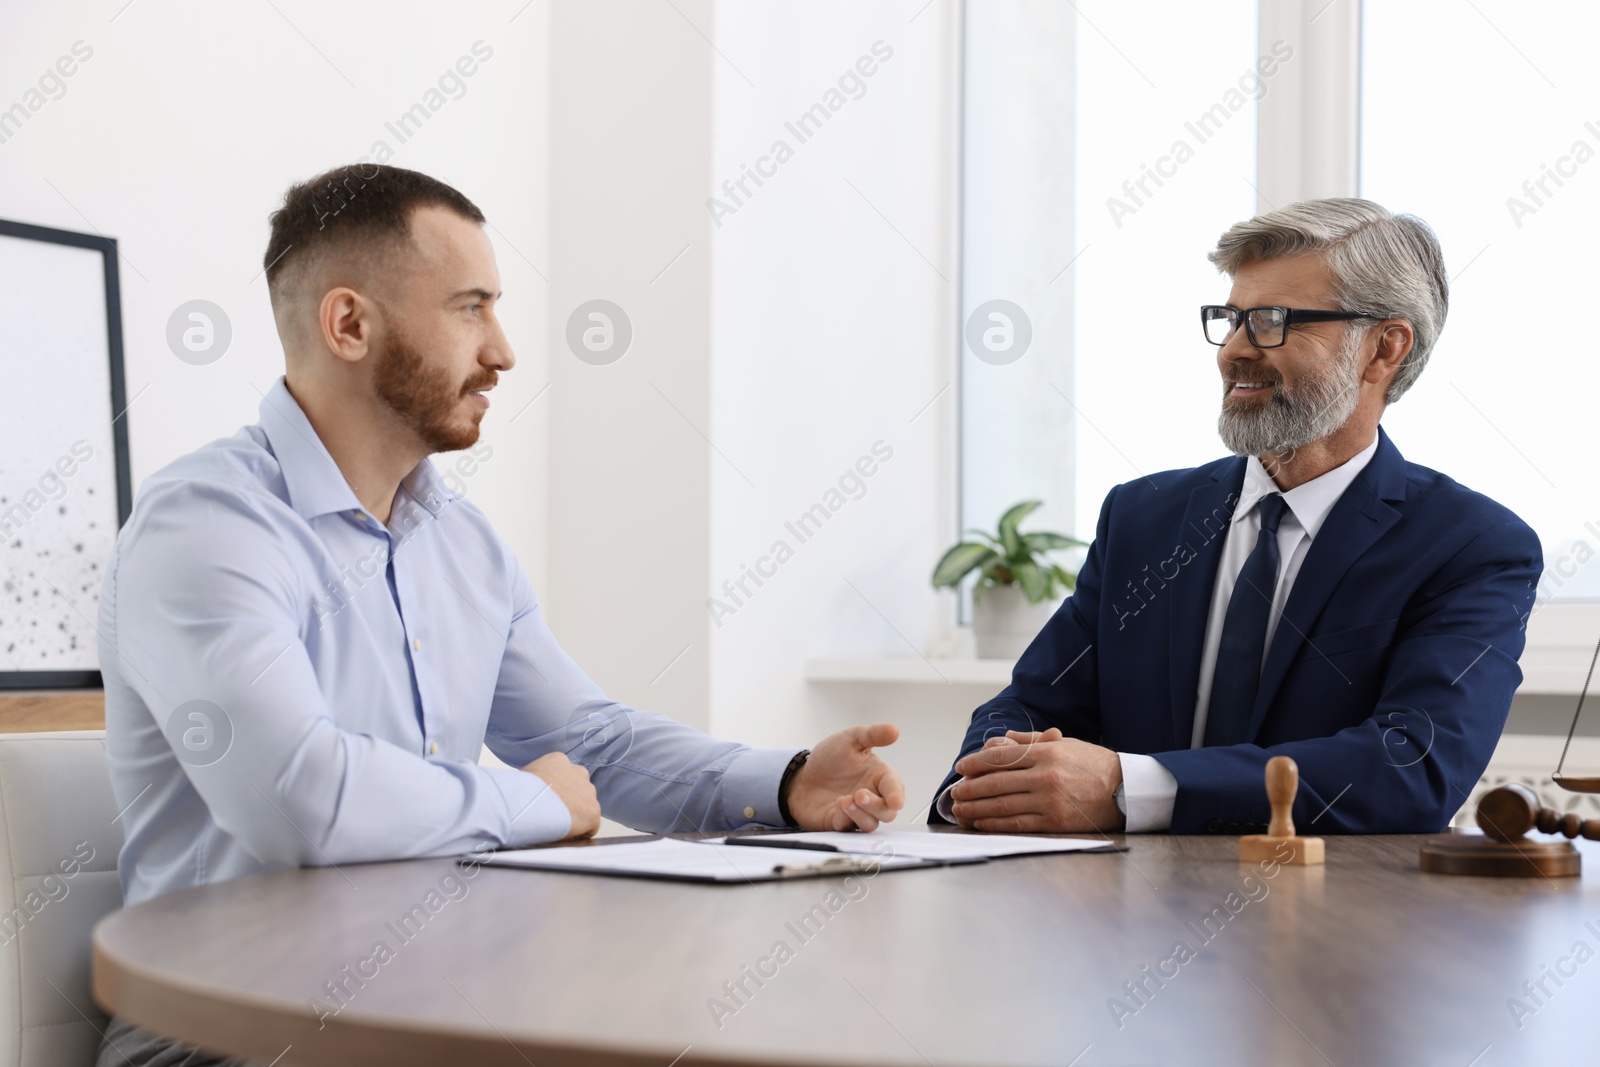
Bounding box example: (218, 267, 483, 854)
(962, 0, 1600, 613)
(960, 0, 1259, 567)
(1362, 0, 1600, 602)
(1070, 0, 1260, 533)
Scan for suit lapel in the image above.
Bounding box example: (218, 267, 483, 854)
(1168, 463, 1246, 749)
(1245, 430, 1408, 741)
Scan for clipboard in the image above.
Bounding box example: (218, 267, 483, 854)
(474, 837, 938, 883)
(735, 829, 1126, 862)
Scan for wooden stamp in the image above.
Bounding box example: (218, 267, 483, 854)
(1239, 756, 1325, 865)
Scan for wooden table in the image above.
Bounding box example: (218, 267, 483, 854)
(93, 830, 1600, 1066)
(0, 689, 104, 732)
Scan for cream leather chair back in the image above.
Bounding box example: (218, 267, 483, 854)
(0, 732, 124, 1067)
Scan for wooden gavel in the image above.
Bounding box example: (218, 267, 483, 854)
(1477, 783, 1600, 842)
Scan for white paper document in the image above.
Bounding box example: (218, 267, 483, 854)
(479, 837, 929, 882)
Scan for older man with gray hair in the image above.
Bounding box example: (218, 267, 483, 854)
(934, 197, 1541, 836)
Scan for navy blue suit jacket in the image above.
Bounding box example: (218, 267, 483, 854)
(933, 429, 1542, 834)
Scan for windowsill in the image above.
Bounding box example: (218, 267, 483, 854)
(804, 652, 1589, 695)
(805, 657, 1013, 686)
(804, 602, 1600, 695)
(1517, 601, 1600, 696)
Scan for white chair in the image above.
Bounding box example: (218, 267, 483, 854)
(0, 731, 124, 1067)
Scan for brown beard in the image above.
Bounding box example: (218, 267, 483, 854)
(372, 328, 496, 453)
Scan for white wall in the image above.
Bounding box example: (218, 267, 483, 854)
(708, 1, 975, 814)
(0, 0, 552, 592)
(545, 0, 715, 732)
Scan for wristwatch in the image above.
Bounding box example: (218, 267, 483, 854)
(777, 749, 811, 826)
(1114, 783, 1128, 816)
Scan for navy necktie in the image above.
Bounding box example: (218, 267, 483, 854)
(1204, 493, 1289, 747)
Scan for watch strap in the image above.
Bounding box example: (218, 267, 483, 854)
(777, 749, 811, 826)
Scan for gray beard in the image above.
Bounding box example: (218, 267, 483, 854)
(1216, 331, 1364, 457)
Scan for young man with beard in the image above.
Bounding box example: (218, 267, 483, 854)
(932, 198, 1541, 836)
(96, 165, 905, 1067)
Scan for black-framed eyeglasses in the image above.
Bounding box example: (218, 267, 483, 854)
(1200, 305, 1382, 349)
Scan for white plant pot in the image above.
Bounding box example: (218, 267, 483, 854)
(972, 583, 1061, 660)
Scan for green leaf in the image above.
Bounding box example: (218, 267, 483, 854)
(996, 500, 1043, 558)
(1023, 531, 1089, 554)
(1050, 563, 1076, 592)
(1013, 558, 1049, 603)
(931, 542, 999, 588)
(962, 529, 1005, 553)
(939, 501, 1084, 600)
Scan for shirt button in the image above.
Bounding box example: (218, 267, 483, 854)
(429, 741, 439, 755)
(743, 806, 756, 819)
(412, 638, 421, 651)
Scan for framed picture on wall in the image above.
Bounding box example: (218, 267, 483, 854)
(0, 218, 132, 689)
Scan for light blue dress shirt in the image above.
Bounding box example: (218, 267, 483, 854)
(100, 378, 797, 904)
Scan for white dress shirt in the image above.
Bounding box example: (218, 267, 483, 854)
(1117, 432, 1381, 830)
(936, 433, 1380, 829)
(101, 379, 799, 904)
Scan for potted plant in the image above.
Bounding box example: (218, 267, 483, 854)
(931, 500, 1086, 660)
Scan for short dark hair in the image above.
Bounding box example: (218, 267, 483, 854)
(262, 163, 485, 305)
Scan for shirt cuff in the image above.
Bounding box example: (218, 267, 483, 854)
(1117, 752, 1178, 833)
(935, 781, 958, 822)
(481, 764, 576, 846)
(720, 746, 805, 828)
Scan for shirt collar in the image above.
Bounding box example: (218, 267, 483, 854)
(395, 455, 455, 523)
(256, 377, 456, 523)
(1234, 432, 1381, 539)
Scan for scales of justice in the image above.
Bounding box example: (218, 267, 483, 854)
(1420, 635, 1600, 877)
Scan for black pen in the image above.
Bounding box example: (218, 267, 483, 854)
(721, 837, 840, 853)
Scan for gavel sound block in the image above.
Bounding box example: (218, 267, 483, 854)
(1239, 756, 1324, 865)
(1419, 782, 1594, 877)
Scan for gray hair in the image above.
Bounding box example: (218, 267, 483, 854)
(1208, 198, 1449, 403)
